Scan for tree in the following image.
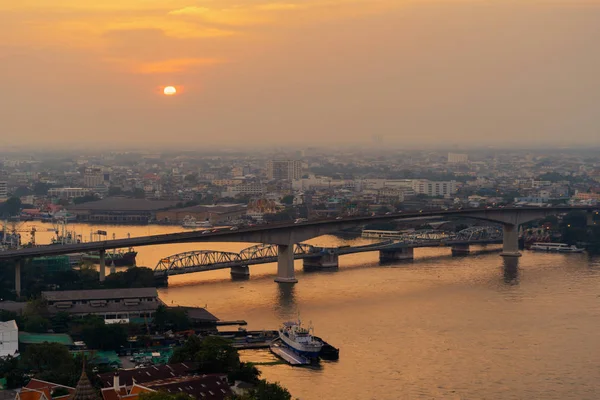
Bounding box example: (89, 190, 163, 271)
(228, 362, 261, 384)
(23, 315, 50, 333)
(231, 380, 292, 400)
(153, 305, 190, 332)
(195, 336, 240, 373)
(51, 312, 71, 333)
(104, 267, 156, 289)
(22, 343, 74, 374)
(132, 188, 146, 198)
(170, 335, 202, 363)
(80, 317, 128, 350)
(0, 356, 27, 389)
(13, 186, 31, 198)
(33, 182, 52, 196)
(139, 392, 193, 400)
(73, 194, 99, 205)
(170, 336, 240, 374)
(281, 195, 294, 205)
(0, 197, 21, 217)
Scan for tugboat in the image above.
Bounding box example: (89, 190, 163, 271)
(278, 320, 323, 360)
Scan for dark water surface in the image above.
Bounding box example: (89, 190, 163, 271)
(28, 223, 600, 399)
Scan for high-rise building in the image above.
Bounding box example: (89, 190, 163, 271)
(412, 180, 458, 197)
(0, 181, 7, 201)
(447, 153, 468, 164)
(266, 160, 303, 180)
(83, 167, 105, 187)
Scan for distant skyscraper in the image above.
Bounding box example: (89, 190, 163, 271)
(267, 160, 303, 180)
(447, 153, 468, 164)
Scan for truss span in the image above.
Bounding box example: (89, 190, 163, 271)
(454, 226, 502, 241)
(155, 243, 316, 275)
(155, 250, 242, 274)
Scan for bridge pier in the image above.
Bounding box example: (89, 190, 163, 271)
(275, 244, 298, 283)
(380, 247, 413, 262)
(15, 259, 22, 298)
(303, 250, 339, 270)
(99, 250, 106, 282)
(451, 243, 470, 256)
(230, 265, 250, 278)
(501, 224, 521, 257)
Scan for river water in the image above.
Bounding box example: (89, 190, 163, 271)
(21, 222, 600, 399)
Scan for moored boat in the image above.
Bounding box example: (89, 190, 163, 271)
(278, 320, 323, 359)
(182, 216, 212, 229)
(529, 242, 584, 253)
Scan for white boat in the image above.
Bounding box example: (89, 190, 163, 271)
(529, 242, 584, 253)
(181, 216, 212, 229)
(278, 320, 323, 359)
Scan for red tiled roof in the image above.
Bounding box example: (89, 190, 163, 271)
(97, 363, 198, 388)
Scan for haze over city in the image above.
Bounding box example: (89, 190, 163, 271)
(2, 0, 600, 149)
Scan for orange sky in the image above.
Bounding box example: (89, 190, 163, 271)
(1, 0, 600, 149)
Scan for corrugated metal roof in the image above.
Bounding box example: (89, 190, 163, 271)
(42, 288, 158, 302)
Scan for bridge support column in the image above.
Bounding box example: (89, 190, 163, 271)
(230, 265, 250, 278)
(303, 251, 339, 270)
(275, 244, 298, 283)
(451, 243, 470, 256)
(15, 259, 22, 298)
(380, 247, 413, 262)
(99, 250, 106, 282)
(501, 224, 521, 257)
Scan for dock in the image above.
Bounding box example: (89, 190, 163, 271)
(215, 320, 248, 326)
(269, 339, 311, 366)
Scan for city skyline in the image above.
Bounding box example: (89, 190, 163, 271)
(2, 0, 600, 148)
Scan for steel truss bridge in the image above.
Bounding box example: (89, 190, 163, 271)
(154, 226, 503, 276)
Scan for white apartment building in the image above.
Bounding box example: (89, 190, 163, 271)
(266, 160, 303, 180)
(412, 180, 458, 197)
(222, 182, 266, 197)
(48, 187, 91, 199)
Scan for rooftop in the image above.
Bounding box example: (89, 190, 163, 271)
(171, 204, 247, 214)
(19, 332, 75, 346)
(42, 288, 158, 302)
(0, 320, 17, 332)
(97, 363, 199, 388)
(68, 198, 179, 212)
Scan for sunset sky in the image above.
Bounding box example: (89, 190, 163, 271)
(1, 1, 600, 149)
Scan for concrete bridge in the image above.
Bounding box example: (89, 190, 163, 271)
(154, 226, 503, 277)
(1, 205, 597, 295)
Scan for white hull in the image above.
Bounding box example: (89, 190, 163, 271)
(278, 331, 322, 358)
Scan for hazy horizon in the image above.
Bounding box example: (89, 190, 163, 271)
(2, 0, 600, 148)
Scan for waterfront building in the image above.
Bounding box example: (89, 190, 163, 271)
(155, 204, 247, 224)
(42, 288, 162, 322)
(67, 198, 179, 223)
(266, 160, 302, 180)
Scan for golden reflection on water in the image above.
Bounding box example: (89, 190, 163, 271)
(18, 222, 600, 399)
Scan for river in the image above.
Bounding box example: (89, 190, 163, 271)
(18, 222, 600, 399)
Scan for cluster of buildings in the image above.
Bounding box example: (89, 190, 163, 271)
(0, 149, 600, 224)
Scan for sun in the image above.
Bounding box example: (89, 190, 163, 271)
(163, 86, 177, 96)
